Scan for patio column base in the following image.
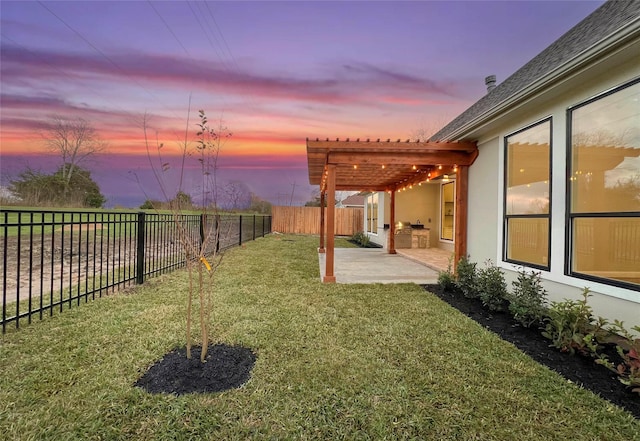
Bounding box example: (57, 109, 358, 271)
(388, 249, 397, 254)
(322, 275, 336, 283)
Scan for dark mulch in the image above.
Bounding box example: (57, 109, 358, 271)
(135, 344, 256, 395)
(347, 239, 383, 248)
(422, 284, 639, 419)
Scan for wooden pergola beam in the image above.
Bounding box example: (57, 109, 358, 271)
(307, 139, 477, 152)
(328, 151, 476, 166)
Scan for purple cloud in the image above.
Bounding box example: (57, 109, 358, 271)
(1, 43, 460, 106)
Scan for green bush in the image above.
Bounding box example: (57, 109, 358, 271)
(541, 288, 607, 355)
(588, 320, 640, 395)
(455, 255, 478, 298)
(351, 231, 370, 247)
(437, 256, 456, 292)
(508, 268, 548, 328)
(477, 260, 508, 311)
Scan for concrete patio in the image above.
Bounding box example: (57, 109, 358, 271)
(318, 248, 440, 284)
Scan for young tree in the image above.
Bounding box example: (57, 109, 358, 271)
(142, 108, 232, 362)
(43, 116, 108, 194)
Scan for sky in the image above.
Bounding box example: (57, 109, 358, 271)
(0, 0, 606, 208)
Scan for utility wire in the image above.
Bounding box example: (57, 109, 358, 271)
(0, 32, 133, 120)
(147, 0, 191, 58)
(36, 0, 187, 139)
(198, 1, 261, 113)
(187, 1, 232, 72)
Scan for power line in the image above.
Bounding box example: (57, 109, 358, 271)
(147, 0, 191, 58)
(0, 32, 132, 120)
(187, 1, 232, 72)
(204, 1, 242, 73)
(198, 1, 261, 113)
(36, 0, 188, 136)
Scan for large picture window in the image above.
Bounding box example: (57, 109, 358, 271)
(366, 193, 378, 234)
(567, 79, 640, 289)
(504, 119, 551, 269)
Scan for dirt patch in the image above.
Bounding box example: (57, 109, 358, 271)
(61, 223, 103, 231)
(135, 344, 256, 395)
(422, 284, 639, 419)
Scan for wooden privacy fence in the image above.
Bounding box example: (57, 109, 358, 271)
(272, 206, 363, 236)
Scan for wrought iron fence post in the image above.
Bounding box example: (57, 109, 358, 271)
(136, 212, 146, 284)
(199, 213, 205, 248)
(252, 215, 256, 240)
(215, 214, 220, 252)
(238, 215, 243, 245)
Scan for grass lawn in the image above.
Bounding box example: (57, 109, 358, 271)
(1, 234, 638, 440)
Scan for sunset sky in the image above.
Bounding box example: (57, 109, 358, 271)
(0, 0, 605, 207)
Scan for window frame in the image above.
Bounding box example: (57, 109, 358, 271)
(565, 77, 640, 291)
(366, 193, 378, 235)
(440, 180, 455, 242)
(502, 117, 552, 271)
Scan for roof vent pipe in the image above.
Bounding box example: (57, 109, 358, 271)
(485, 75, 496, 93)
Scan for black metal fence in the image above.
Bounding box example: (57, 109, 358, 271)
(0, 209, 271, 332)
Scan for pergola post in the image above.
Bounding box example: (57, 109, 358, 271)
(454, 165, 469, 270)
(319, 191, 325, 253)
(388, 190, 396, 254)
(323, 164, 336, 283)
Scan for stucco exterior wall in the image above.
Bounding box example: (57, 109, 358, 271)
(396, 184, 439, 231)
(466, 137, 500, 264)
(466, 46, 640, 329)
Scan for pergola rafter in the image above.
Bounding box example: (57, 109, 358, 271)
(306, 138, 479, 283)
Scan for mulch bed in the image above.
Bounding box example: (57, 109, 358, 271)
(422, 284, 639, 419)
(135, 344, 256, 395)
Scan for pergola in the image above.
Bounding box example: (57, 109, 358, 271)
(307, 138, 479, 282)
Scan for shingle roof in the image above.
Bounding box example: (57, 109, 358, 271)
(338, 194, 365, 207)
(431, 1, 640, 141)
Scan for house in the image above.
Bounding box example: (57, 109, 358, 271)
(306, 1, 639, 329)
(336, 194, 365, 209)
(426, 0, 640, 328)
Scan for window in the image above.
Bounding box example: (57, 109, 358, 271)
(567, 79, 640, 289)
(504, 119, 551, 269)
(441, 181, 455, 241)
(366, 193, 378, 234)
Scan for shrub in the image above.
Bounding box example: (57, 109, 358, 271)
(350, 231, 370, 247)
(508, 268, 548, 328)
(455, 255, 478, 299)
(541, 288, 607, 355)
(477, 260, 508, 311)
(437, 256, 456, 292)
(589, 320, 640, 395)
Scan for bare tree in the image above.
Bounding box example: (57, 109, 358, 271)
(409, 116, 453, 141)
(43, 116, 107, 191)
(223, 180, 251, 211)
